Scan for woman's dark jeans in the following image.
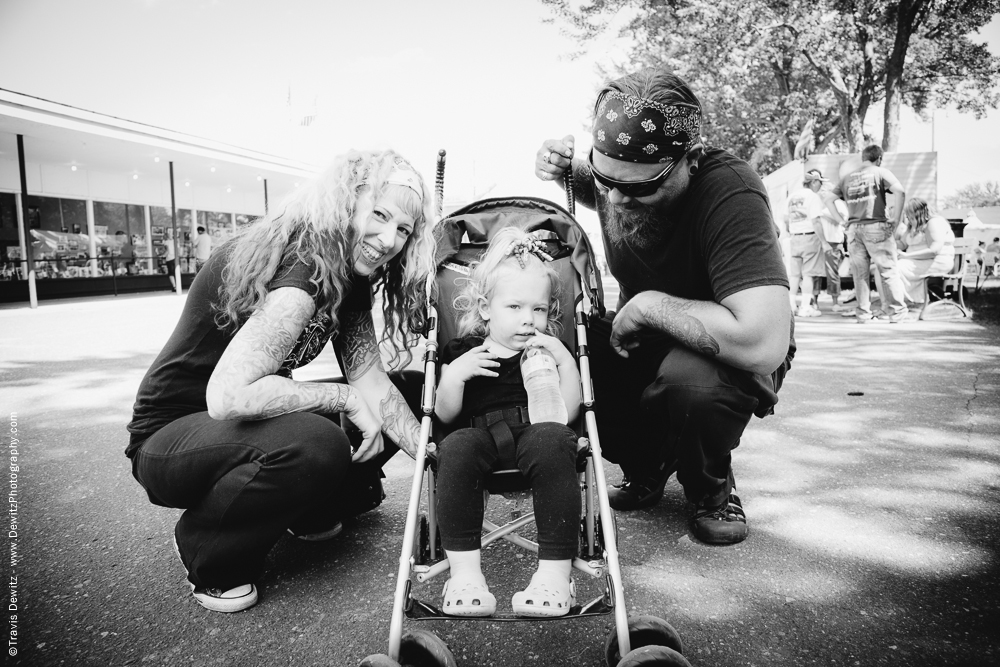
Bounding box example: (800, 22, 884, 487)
(130, 372, 422, 591)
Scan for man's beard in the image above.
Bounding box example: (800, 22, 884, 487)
(600, 197, 664, 250)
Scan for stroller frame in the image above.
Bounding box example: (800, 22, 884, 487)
(362, 162, 689, 667)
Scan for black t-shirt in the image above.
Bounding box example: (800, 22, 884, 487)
(599, 147, 789, 306)
(125, 242, 373, 456)
(439, 336, 528, 426)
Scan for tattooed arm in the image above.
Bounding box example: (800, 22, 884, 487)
(337, 310, 423, 460)
(610, 286, 790, 375)
(206, 286, 386, 462)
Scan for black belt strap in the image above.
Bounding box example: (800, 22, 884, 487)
(471, 407, 530, 468)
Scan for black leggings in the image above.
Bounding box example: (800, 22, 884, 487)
(435, 422, 580, 560)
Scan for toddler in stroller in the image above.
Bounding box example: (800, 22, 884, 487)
(362, 193, 690, 667)
(435, 227, 582, 618)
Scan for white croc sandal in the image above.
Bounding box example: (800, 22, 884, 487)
(441, 577, 497, 617)
(511, 578, 576, 618)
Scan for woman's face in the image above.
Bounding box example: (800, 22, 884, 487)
(352, 190, 416, 277)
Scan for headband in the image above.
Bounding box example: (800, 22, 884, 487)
(504, 234, 554, 269)
(384, 157, 423, 197)
(592, 91, 702, 163)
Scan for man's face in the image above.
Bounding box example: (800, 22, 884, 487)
(591, 149, 696, 248)
(808, 179, 822, 192)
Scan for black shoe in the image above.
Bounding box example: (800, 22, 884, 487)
(690, 493, 749, 545)
(608, 461, 677, 511)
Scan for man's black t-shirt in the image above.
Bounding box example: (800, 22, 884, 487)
(125, 242, 373, 456)
(598, 147, 788, 307)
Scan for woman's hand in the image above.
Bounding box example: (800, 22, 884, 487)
(343, 391, 385, 463)
(441, 344, 500, 384)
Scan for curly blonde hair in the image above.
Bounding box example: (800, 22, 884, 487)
(453, 227, 562, 339)
(215, 148, 437, 369)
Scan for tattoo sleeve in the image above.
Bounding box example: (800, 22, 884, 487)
(208, 287, 358, 421)
(646, 295, 721, 357)
(379, 386, 422, 457)
(571, 159, 599, 212)
(340, 311, 382, 381)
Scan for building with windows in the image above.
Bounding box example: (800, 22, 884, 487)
(0, 89, 318, 302)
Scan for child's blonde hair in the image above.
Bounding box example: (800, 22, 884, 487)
(453, 227, 563, 339)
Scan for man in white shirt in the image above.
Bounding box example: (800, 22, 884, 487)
(807, 169, 851, 312)
(785, 170, 827, 317)
(194, 226, 213, 272)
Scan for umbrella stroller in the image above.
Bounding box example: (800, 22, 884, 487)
(361, 159, 692, 667)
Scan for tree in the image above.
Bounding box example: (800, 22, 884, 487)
(943, 181, 1000, 208)
(541, 0, 1000, 171)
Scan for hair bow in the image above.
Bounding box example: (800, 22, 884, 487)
(504, 234, 554, 269)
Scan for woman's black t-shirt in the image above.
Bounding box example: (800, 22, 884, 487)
(125, 244, 372, 456)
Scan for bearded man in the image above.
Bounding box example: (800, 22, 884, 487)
(534, 68, 794, 545)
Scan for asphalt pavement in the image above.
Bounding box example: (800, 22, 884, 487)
(1, 290, 998, 667)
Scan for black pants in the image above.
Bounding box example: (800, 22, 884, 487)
(587, 315, 792, 508)
(131, 372, 422, 590)
(436, 422, 580, 560)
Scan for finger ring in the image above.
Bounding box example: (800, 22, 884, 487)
(542, 151, 551, 164)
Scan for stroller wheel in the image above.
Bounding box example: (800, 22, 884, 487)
(605, 616, 684, 666)
(359, 654, 399, 667)
(616, 645, 692, 667)
(399, 630, 457, 667)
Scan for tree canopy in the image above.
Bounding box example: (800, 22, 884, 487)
(541, 0, 1000, 174)
(943, 180, 1000, 208)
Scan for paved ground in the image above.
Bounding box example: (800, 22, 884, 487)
(1, 290, 998, 667)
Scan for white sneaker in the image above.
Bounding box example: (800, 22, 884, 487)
(796, 305, 822, 317)
(839, 308, 857, 317)
(174, 536, 258, 613)
(192, 584, 258, 613)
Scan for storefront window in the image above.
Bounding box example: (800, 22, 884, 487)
(0, 193, 21, 279)
(151, 206, 194, 273)
(94, 202, 154, 275)
(25, 195, 93, 279)
(198, 210, 235, 246)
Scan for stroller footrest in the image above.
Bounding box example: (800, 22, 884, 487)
(405, 593, 614, 622)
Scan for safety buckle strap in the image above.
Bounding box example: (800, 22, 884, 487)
(470, 406, 529, 429)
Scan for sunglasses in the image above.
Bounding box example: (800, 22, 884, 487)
(587, 150, 679, 198)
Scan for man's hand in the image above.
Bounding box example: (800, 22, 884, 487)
(609, 296, 649, 358)
(440, 344, 500, 384)
(536, 136, 575, 182)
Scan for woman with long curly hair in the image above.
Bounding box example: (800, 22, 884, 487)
(896, 198, 955, 304)
(126, 149, 436, 612)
